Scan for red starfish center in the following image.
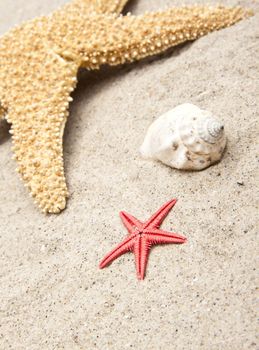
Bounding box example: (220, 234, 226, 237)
(134, 228, 143, 235)
(99, 199, 187, 280)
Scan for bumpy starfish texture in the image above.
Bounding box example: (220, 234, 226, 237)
(0, 1, 252, 213)
(100, 199, 187, 280)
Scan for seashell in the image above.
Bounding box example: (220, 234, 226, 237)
(140, 103, 227, 170)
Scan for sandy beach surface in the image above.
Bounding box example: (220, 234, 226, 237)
(0, 1, 258, 349)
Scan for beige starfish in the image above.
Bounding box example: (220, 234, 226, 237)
(0, 0, 252, 213)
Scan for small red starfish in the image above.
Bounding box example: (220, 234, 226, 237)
(99, 199, 187, 280)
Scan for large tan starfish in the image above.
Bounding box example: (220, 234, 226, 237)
(0, 0, 252, 213)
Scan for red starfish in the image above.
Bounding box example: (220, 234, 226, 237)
(99, 199, 187, 280)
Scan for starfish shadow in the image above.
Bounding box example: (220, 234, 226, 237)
(0, 119, 10, 145)
(122, 0, 138, 14)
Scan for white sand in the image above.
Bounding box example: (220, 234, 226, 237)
(0, 1, 258, 349)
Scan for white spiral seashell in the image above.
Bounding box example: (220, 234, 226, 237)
(140, 103, 227, 170)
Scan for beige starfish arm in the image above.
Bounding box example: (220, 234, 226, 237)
(5, 50, 79, 213)
(71, 0, 129, 14)
(64, 5, 251, 69)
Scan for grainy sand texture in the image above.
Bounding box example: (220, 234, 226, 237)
(0, 1, 258, 349)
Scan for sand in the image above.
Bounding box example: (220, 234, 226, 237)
(0, 1, 258, 349)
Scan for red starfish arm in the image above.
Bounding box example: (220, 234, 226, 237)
(133, 236, 151, 280)
(143, 199, 177, 229)
(99, 236, 134, 269)
(145, 229, 187, 244)
(146, 228, 187, 241)
(120, 211, 143, 233)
